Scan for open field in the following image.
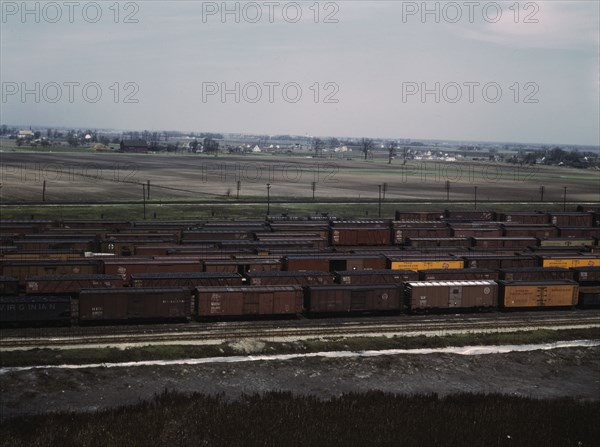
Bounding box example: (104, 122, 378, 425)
(1, 151, 598, 219)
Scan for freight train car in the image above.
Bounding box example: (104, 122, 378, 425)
(130, 272, 244, 288)
(0, 276, 19, 295)
(499, 267, 574, 281)
(25, 274, 126, 294)
(0, 295, 71, 326)
(498, 280, 579, 308)
(539, 256, 600, 268)
(404, 280, 498, 311)
(571, 267, 600, 285)
(388, 258, 464, 271)
(419, 268, 499, 281)
(79, 288, 191, 322)
(245, 271, 334, 286)
(102, 259, 202, 281)
(578, 286, 600, 308)
(330, 221, 391, 246)
(305, 284, 403, 314)
(195, 286, 303, 317)
(0, 260, 101, 285)
(334, 269, 418, 285)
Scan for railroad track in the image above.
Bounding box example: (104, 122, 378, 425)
(2, 311, 599, 350)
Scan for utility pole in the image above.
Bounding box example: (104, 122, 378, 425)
(445, 181, 450, 201)
(266, 183, 271, 215)
(42, 180, 46, 202)
(147, 180, 150, 199)
(312, 181, 316, 200)
(474, 186, 478, 210)
(378, 184, 382, 217)
(563, 186, 567, 211)
(382, 182, 388, 201)
(539, 185, 544, 202)
(142, 184, 146, 220)
(236, 181, 241, 199)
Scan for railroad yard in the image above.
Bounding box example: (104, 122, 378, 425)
(1, 154, 599, 443)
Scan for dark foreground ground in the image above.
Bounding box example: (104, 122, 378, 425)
(1, 346, 599, 416)
(1, 346, 599, 445)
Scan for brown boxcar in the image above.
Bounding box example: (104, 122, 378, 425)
(538, 238, 594, 247)
(0, 260, 101, 284)
(572, 266, 600, 284)
(499, 267, 574, 281)
(472, 237, 537, 248)
(330, 221, 391, 246)
(195, 286, 303, 317)
(130, 272, 243, 288)
(404, 280, 498, 310)
(335, 269, 418, 285)
(460, 255, 537, 269)
(578, 286, 600, 307)
(445, 210, 496, 221)
(557, 227, 600, 238)
(406, 237, 471, 248)
(203, 258, 282, 274)
(25, 274, 126, 294)
(497, 212, 549, 224)
(394, 211, 444, 221)
(245, 271, 334, 286)
(548, 212, 594, 227)
(419, 268, 500, 281)
(502, 225, 559, 239)
(102, 259, 202, 281)
(79, 288, 191, 322)
(393, 227, 452, 245)
(0, 295, 71, 325)
(305, 284, 402, 313)
(0, 276, 19, 295)
(499, 280, 579, 308)
(285, 255, 386, 272)
(450, 227, 503, 238)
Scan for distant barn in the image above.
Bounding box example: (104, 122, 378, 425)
(120, 139, 148, 153)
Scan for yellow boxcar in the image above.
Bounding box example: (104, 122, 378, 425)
(500, 280, 579, 308)
(541, 257, 600, 268)
(390, 260, 464, 271)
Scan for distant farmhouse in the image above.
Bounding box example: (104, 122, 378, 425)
(120, 139, 148, 153)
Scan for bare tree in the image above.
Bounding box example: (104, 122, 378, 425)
(312, 138, 325, 158)
(361, 138, 374, 160)
(387, 141, 397, 164)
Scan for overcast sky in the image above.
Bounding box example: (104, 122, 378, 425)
(1, 1, 599, 145)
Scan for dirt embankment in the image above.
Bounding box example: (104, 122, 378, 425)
(1, 346, 599, 421)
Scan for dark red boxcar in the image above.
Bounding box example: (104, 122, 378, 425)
(499, 267, 574, 281)
(334, 269, 418, 285)
(79, 288, 191, 322)
(306, 284, 403, 313)
(245, 271, 334, 286)
(195, 286, 303, 317)
(25, 274, 126, 294)
(130, 272, 243, 288)
(419, 268, 500, 281)
(102, 259, 202, 281)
